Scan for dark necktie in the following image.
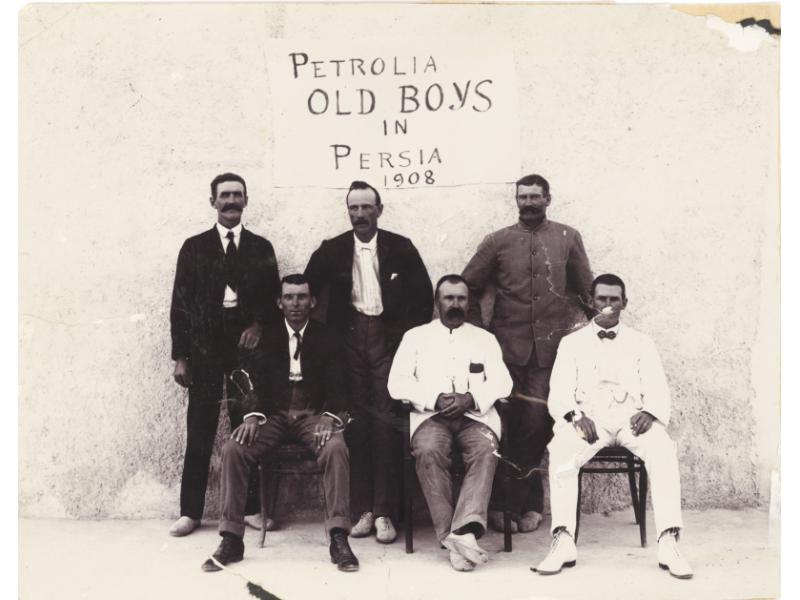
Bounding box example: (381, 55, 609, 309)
(597, 329, 617, 340)
(224, 231, 238, 291)
(293, 332, 302, 360)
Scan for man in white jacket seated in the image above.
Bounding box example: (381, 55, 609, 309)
(533, 273, 692, 579)
(388, 274, 513, 572)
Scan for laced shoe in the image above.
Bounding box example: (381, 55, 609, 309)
(201, 534, 244, 572)
(375, 516, 397, 543)
(532, 529, 577, 575)
(657, 529, 693, 579)
(350, 512, 375, 538)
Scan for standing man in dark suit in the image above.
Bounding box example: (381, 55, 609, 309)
(305, 180, 433, 543)
(462, 174, 594, 535)
(169, 172, 280, 537)
(201, 274, 359, 573)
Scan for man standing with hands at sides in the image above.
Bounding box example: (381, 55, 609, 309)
(305, 181, 433, 544)
(462, 174, 594, 534)
(169, 173, 280, 537)
(533, 274, 692, 579)
(388, 275, 512, 572)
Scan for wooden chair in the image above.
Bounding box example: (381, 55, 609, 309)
(401, 400, 514, 554)
(257, 443, 322, 547)
(575, 446, 648, 547)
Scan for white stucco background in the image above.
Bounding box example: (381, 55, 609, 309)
(19, 4, 779, 519)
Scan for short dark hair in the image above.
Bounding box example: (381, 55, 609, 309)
(210, 172, 248, 199)
(346, 180, 382, 207)
(434, 274, 469, 299)
(591, 273, 626, 299)
(515, 174, 550, 198)
(280, 273, 314, 297)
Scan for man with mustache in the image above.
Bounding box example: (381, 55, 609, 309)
(533, 274, 692, 579)
(462, 174, 593, 535)
(169, 172, 280, 537)
(388, 275, 512, 571)
(305, 180, 433, 544)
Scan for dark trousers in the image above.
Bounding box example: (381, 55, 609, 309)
(345, 310, 398, 518)
(219, 410, 352, 538)
(490, 354, 553, 516)
(180, 308, 260, 520)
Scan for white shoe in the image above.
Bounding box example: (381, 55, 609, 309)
(488, 510, 518, 534)
(443, 532, 489, 565)
(375, 517, 397, 544)
(518, 511, 543, 533)
(244, 513, 277, 531)
(658, 530, 693, 579)
(169, 516, 200, 537)
(449, 550, 476, 572)
(350, 512, 375, 538)
(533, 529, 577, 575)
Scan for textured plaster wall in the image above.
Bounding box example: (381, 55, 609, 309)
(19, 4, 779, 518)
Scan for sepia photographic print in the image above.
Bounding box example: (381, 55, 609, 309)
(18, 2, 782, 599)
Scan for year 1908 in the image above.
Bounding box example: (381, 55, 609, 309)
(383, 170, 435, 187)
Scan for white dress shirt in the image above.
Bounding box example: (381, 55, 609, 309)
(215, 222, 242, 308)
(350, 232, 383, 316)
(388, 320, 513, 439)
(548, 320, 672, 427)
(286, 319, 309, 382)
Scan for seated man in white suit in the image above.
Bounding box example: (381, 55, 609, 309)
(533, 273, 692, 579)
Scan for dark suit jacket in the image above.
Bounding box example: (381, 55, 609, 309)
(170, 227, 280, 363)
(304, 229, 433, 352)
(240, 319, 349, 417)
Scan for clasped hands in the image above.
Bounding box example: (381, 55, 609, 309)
(573, 410, 656, 444)
(435, 392, 475, 419)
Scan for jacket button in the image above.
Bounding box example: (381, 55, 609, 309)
(533, 295, 540, 301)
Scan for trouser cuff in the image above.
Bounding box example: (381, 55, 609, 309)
(219, 520, 246, 538)
(326, 517, 352, 535)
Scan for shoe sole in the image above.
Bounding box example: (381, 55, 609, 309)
(349, 530, 374, 538)
(376, 535, 397, 544)
(531, 560, 577, 575)
(330, 557, 359, 572)
(658, 563, 693, 579)
(201, 555, 243, 573)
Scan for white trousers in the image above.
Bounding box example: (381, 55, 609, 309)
(548, 416, 684, 537)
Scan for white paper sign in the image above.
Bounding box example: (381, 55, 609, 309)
(267, 38, 520, 188)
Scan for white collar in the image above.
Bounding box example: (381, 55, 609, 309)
(591, 319, 622, 337)
(216, 222, 243, 240)
(285, 318, 309, 338)
(353, 231, 378, 251)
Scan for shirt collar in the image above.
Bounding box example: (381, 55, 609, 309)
(591, 319, 622, 337)
(435, 318, 468, 334)
(515, 218, 549, 233)
(285, 318, 309, 339)
(353, 231, 378, 252)
(216, 222, 243, 242)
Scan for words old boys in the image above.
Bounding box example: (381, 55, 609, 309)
(289, 52, 494, 114)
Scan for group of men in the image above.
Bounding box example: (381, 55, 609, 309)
(168, 172, 692, 579)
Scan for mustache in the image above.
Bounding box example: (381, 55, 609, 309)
(519, 206, 542, 215)
(221, 203, 242, 212)
(445, 307, 465, 320)
(353, 218, 369, 225)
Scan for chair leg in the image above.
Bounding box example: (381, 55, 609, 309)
(258, 465, 271, 548)
(404, 456, 414, 554)
(502, 461, 512, 552)
(575, 470, 583, 543)
(639, 467, 648, 548)
(626, 457, 640, 525)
